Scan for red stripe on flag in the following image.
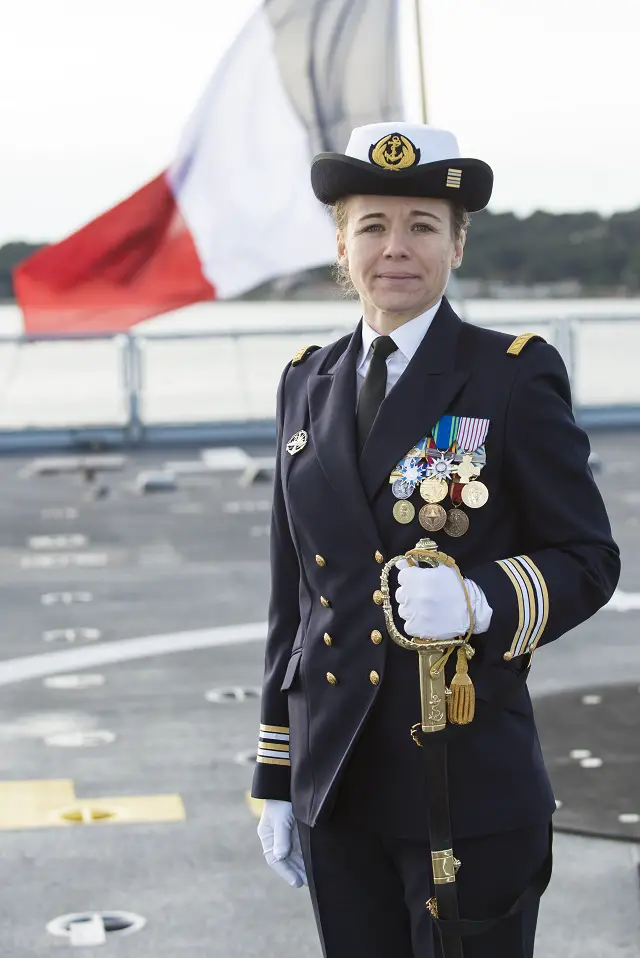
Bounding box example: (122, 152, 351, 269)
(14, 173, 215, 335)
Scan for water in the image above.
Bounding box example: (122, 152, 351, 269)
(0, 299, 638, 428)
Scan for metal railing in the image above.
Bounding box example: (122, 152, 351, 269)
(0, 310, 638, 451)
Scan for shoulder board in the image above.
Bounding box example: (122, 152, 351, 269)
(292, 344, 321, 366)
(507, 333, 545, 356)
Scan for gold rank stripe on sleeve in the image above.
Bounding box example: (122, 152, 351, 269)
(496, 556, 550, 657)
(257, 723, 291, 766)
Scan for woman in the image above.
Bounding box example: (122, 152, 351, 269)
(251, 122, 619, 958)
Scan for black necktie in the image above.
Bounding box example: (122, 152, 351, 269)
(356, 335, 398, 454)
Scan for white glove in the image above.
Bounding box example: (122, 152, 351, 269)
(395, 560, 492, 639)
(257, 799, 308, 888)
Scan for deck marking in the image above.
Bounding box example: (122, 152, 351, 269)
(0, 621, 267, 686)
(0, 779, 185, 829)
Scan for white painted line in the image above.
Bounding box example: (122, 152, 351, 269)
(223, 500, 271, 514)
(21, 553, 108, 569)
(40, 508, 79, 520)
(0, 621, 267, 687)
(570, 749, 592, 760)
(618, 813, 640, 824)
(604, 589, 640, 612)
(41, 592, 93, 605)
(42, 628, 101, 643)
(28, 534, 88, 550)
(45, 730, 116, 748)
(44, 674, 105, 690)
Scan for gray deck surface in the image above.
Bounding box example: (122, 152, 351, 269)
(0, 431, 638, 956)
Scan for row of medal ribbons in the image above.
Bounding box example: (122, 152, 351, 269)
(389, 416, 490, 538)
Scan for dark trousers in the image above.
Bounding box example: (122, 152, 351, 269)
(297, 814, 550, 958)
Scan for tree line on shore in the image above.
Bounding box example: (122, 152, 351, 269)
(1, 206, 639, 301)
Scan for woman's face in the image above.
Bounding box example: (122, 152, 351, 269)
(337, 194, 464, 317)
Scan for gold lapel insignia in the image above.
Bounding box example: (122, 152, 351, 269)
(286, 430, 308, 456)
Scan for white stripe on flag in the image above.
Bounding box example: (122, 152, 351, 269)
(169, 6, 336, 300)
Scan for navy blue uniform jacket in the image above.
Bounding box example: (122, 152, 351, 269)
(251, 299, 620, 840)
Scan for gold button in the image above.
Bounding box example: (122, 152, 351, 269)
(503, 652, 514, 661)
(374, 551, 384, 564)
(326, 672, 337, 685)
(315, 555, 326, 567)
(323, 633, 333, 647)
(372, 590, 384, 606)
(369, 670, 380, 686)
(370, 630, 383, 645)
(320, 595, 331, 608)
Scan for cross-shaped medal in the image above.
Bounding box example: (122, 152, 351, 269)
(456, 454, 477, 484)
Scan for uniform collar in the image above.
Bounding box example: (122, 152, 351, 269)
(357, 298, 443, 370)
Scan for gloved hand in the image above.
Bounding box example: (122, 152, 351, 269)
(257, 799, 308, 888)
(395, 560, 492, 639)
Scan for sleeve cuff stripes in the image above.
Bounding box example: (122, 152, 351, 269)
(496, 555, 550, 659)
(257, 724, 291, 767)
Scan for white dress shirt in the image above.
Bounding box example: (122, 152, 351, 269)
(356, 299, 442, 399)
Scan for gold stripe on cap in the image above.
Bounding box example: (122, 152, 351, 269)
(446, 168, 462, 188)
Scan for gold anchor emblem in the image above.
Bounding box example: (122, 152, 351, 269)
(286, 430, 308, 456)
(369, 133, 420, 171)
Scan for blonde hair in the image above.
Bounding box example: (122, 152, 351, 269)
(330, 198, 470, 295)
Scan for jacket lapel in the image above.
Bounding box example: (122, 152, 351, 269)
(359, 299, 469, 501)
(307, 322, 381, 550)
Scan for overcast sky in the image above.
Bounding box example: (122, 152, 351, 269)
(0, 0, 637, 245)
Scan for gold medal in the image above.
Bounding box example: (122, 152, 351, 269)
(444, 508, 470, 537)
(461, 481, 489, 509)
(393, 500, 416, 524)
(418, 503, 447, 532)
(419, 478, 448, 503)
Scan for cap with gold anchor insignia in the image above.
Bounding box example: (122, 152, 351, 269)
(311, 122, 493, 212)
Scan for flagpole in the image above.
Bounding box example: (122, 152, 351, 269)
(414, 0, 428, 123)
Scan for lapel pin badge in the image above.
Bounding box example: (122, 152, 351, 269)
(286, 430, 308, 456)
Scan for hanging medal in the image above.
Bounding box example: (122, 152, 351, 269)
(419, 503, 447, 532)
(419, 477, 448, 503)
(443, 478, 469, 537)
(461, 481, 490, 509)
(444, 507, 470, 537)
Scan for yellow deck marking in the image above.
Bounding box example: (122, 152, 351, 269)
(0, 780, 185, 830)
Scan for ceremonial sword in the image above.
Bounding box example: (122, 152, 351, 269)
(380, 537, 476, 958)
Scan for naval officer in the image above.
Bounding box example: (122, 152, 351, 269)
(251, 122, 620, 957)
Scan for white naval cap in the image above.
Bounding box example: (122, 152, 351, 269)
(311, 121, 493, 212)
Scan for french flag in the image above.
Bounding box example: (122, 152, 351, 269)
(14, 0, 403, 335)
